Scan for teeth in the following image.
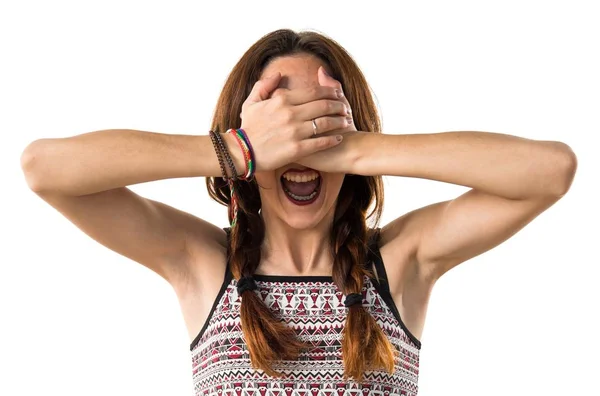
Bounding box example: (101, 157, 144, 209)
(282, 171, 319, 183)
(284, 188, 318, 201)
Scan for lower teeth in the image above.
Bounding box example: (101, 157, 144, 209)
(285, 188, 318, 201)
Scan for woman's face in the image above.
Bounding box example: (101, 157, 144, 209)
(254, 54, 346, 230)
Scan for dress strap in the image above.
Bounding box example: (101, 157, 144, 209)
(188, 227, 234, 351)
(366, 227, 422, 349)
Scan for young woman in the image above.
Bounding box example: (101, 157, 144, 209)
(21, 29, 577, 395)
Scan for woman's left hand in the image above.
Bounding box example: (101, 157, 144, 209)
(296, 66, 358, 173)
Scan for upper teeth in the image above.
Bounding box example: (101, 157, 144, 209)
(282, 171, 319, 183)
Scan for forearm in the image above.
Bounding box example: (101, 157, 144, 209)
(349, 131, 576, 199)
(21, 129, 243, 196)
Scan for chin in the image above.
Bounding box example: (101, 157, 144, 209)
(256, 171, 344, 230)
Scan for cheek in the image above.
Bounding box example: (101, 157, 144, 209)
(254, 172, 279, 194)
(254, 171, 274, 182)
(325, 174, 346, 193)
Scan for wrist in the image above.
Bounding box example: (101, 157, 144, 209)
(222, 131, 246, 178)
(341, 131, 362, 174)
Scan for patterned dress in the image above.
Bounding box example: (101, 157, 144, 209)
(190, 231, 421, 395)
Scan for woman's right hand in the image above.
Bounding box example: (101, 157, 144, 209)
(237, 72, 352, 172)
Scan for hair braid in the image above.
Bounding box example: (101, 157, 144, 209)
(228, 180, 307, 377)
(331, 178, 398, 382)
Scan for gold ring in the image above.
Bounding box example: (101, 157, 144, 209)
(312, 119, 318, 136)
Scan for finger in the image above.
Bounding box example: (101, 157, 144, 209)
(285, 85, 344, 105)
(305, 116, 351, 138)
(295, 99, 349, 121)
(245, 72, 282, 106)
(317, 66, 342, 90)
(270, 87, 288, 100)
(317, 65, 353, 115)
(296, 134, 343, 157)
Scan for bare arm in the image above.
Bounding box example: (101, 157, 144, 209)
(345, 131, 575, 270)
(20, 129, 242, 289)
(21, 129, 241, 195)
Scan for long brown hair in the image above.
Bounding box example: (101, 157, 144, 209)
(206, 29, 397, 382)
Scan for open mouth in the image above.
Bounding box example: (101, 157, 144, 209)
(280, 171, 322, 206)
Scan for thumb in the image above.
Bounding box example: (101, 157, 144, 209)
(246, 72, 282, 104)
(318, 66, 341, 89)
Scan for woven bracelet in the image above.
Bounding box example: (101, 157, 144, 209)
(213, 129, 238, 181)
(236, 128, 255, 180)
(209, 130, 228, 181)
(227, 128, 251, 180)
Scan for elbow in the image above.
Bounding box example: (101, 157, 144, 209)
(21, 139, 51, 193)
(549, 142, 578, 197)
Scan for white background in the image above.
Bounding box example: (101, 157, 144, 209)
(2, 1, 598, 395)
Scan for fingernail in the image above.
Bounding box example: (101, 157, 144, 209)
(336, 135, 343, 142)
(336, 89, 344, 98)
(347, 116, 353, 124)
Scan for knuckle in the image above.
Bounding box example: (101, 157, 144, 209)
(271, 88, 285, 100)
(290, 142, 302, 156)
(281, 108, 294, 122)
(288, 124, 301, 138)
(273, 95, 285, 107)
(317, 137, 330, 148)
(313, 137, 325, 147)
(252, 80, 262, 91)
(330, 100, 338, 112)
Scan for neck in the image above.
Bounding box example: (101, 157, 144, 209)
(258, 210, 335, 277)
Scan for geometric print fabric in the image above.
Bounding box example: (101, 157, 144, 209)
(190, 270, 421, 396)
